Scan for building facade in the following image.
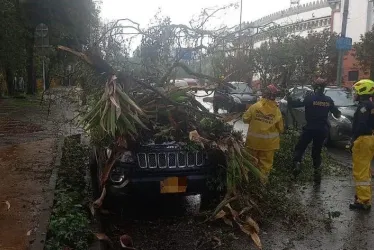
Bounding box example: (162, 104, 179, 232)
(248, 0, 374, 85)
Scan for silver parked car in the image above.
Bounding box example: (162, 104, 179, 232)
(278, 85, 355, 143)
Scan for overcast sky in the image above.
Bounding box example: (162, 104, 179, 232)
(100, 0, 313, 28)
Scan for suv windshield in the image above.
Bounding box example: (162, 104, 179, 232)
(325, 89, 355, 106)
(228, 82, 253, 94)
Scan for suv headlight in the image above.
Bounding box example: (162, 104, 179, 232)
(120, 151, 135, 163)
(232, 96, 242, 104)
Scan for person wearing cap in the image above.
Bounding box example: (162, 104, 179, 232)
(349, 79, 374, 210)
(243, 84, 284, 178)
(289, 78, 341, 184)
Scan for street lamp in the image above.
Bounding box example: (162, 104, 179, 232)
(239, 0, 243, 50)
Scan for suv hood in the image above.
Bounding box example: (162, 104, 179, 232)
(231, 93, 256, 101)
(338, 106, 356, 119)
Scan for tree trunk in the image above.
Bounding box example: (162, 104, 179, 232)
(45, 67, 50, 90)
(26, 32, 36, 95)
(370, 64, 374, 80)
(5, 67, 14, 96)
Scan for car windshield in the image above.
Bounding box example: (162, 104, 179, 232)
(228, 82, 253, 94)
(325, 89, 355, 106)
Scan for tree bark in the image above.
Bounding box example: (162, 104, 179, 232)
(5, 67, 14, 96)
(26, 31, 36, 95)
(370, 64, 374, 80)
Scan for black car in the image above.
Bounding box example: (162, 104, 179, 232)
(89, 142, 222, 200)
(279, 85, 355, 143)
(213, 82, 258, 113)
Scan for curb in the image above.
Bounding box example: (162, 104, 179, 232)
(29, 136, 64, 250)
(85, 137, 106, 250)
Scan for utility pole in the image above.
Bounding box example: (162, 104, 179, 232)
(336, 0, 350, 86)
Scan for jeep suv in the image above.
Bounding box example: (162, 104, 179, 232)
(90, 142, 219, 199)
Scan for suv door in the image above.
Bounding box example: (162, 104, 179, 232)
(289, 87, 309, 128)
(213, 84, 229, 112)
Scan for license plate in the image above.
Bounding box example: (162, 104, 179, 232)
(160, 177, 187, 194)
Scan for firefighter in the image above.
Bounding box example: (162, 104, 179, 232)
(243, 84, 284, 177)
(290, 79, 341, 184)
(349, 79, 374, 210)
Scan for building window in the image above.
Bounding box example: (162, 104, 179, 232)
(348, 71, 359, 82)
(323, 19, 327, 26)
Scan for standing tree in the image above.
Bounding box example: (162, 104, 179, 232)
(354, 27, 374, 80)
(18, 0, 100, 94)
(0, 0, 27, 95)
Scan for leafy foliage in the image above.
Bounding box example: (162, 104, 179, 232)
(0, 0, 27, 72)
(354, 27, 374, 79)
(59, 8, 342, 248)
(45, 137, 93, 250)
(239, 30, 338, 89)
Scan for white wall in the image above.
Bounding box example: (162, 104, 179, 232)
(272, 7, 331, 26)
(332, 9, 341, 33)
(343, 0, 369, 43)
(251, 0, 374, 52)
(252, 26, 327, 48)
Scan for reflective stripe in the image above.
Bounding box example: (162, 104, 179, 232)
(247, 131, 279, 139)
(355, 181, 371, 186)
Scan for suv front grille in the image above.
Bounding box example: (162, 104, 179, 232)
(137, 151, 204, 169)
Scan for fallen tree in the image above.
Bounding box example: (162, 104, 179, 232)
(59, 44, 265, 249)
(56, 8, 337, 249)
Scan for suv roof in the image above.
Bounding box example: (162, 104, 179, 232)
(291, 85, 349, 90)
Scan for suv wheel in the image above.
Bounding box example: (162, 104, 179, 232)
(200, 191, 222, 211)
(325, 132, 333, 147)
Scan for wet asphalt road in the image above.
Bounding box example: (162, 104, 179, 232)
(104, 92, 374, 250)
(195, 91, 374, 249)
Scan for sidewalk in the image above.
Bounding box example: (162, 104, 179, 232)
(0, 89, 80, 250)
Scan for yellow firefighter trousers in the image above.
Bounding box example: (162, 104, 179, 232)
(247, 149, 275, 177)
(352, 135, 374, 205)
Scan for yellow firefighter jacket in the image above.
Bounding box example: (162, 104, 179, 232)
(243, 98, 284, 151)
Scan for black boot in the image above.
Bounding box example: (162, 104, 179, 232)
(314, 165, 322, 184)
(293, 162, 301, 179)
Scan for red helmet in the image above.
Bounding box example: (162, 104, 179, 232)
(266, 84, 280, 95)
(263, 84, 280, 100)
(313, 77, 328, 86)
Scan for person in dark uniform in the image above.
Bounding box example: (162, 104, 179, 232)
(349, 79, 374, 210)
(288, 79, 341, 184)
